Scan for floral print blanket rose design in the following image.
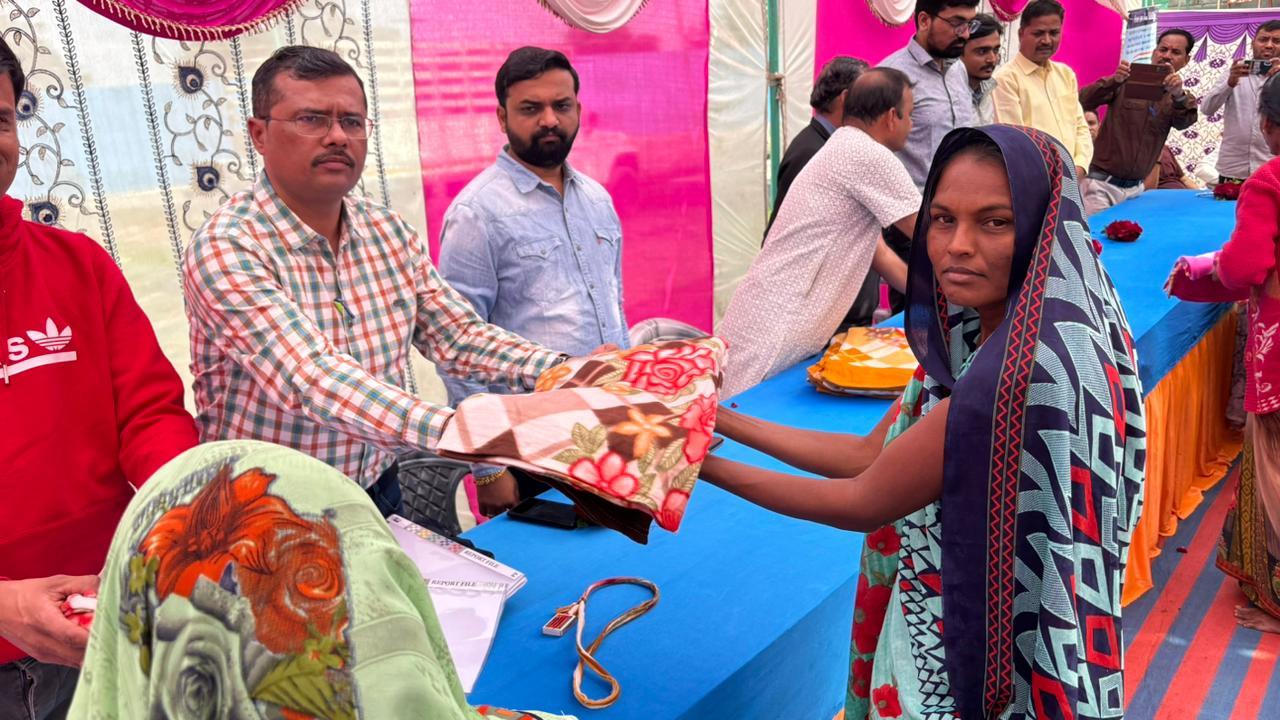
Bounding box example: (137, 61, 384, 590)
(437, 338, 726, 542)
(120, 463, 356, 720)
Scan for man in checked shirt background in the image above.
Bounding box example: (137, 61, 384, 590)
(183, 46, 583, 518)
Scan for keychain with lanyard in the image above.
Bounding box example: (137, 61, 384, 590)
(542, 577, 660, 709)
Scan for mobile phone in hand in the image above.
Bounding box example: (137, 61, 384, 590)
(1248, 59, 1274, 76)
(507, 497, 584, 529)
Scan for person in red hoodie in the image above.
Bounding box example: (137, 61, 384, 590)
(0, 38, 198, 718)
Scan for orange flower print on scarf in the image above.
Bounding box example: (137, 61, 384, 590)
(137, 465, 300, 600)
(137, 464, 346, 656)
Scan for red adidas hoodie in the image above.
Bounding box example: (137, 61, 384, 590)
(0, 195, 197, 663)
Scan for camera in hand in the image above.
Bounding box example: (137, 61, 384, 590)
(1247, 59, 1274, 76)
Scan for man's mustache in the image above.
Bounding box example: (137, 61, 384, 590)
(313, 152, 354, 167)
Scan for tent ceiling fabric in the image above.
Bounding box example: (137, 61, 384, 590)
(989, 0, 1029, 23)
(1093, 0, 1139, 14)
(537, 0, 651, 32)
(866, 0, 913, 27)
(76, 0, 306, 40)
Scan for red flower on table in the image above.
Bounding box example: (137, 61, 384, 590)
(866, 526, 901, 556)
(852, 574, 891, 654)
(1091, 238, 1104, 256)
(657, 489, 689, 530)
(1103, 220, 1142, 243)
(678, 394, 718, 462)
(569, 452, 640, 499)
(621, 344, 715, 395)
(1214, 182, 1242, 201)
(850, 658, 874, 698)
(872, 684, 903, 718)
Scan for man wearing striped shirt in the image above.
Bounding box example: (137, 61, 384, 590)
(183, 46, 566, 517)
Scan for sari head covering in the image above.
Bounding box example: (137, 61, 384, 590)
(68, 440, 573, 720)
(902, 125, 1146, 719)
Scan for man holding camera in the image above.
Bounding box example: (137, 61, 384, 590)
(1203, 20, 1280, 185)
(1078, 29, 1198, 214)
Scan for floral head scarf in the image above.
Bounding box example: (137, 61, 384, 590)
(68, 440, 573, 720)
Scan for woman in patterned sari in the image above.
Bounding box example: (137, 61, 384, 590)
(1215, 76, 1280, 635)
(702, 125, 1146, 719)
(67, 440, 573, 720)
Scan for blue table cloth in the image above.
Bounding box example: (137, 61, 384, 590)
(1089, 190, 1236, 390)
(463, 189, 1237, 719)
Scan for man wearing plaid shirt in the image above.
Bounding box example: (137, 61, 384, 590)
(183, 46, 566, 517)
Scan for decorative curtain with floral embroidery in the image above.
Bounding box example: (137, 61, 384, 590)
(4, 0, 432, 405)
(536, 0, 650, 32)
(1159, 10, 1275, 175)
(76, 0, 306, 40)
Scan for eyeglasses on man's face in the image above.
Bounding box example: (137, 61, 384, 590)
(935, 14, 982, 37)
(264, 112, 374, 139)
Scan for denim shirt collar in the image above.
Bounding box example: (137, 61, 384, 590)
(496, 148, 579, 195)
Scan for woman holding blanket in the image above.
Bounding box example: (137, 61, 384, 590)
(702, 125, 1146, 719)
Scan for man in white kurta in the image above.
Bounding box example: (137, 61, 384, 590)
(716, 68, 923, 398)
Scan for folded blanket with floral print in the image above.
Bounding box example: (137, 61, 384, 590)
(437, 338, 726, 543)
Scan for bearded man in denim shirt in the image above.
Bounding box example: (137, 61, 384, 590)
(440, 46, 628, 515)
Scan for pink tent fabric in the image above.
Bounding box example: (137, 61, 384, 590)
(409, 0, 714, 331)
(76, 0, 302, 40)
(815, 0, 1123, 93)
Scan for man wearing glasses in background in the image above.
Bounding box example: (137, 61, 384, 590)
(184, 46, 569, 516)
(879, 0, 981, 191)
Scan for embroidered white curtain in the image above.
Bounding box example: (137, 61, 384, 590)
(537, 0, 650, 32)
(4, 0, 432, 404)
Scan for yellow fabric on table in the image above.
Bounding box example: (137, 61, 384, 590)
(807, 327, 918, 397)
(1123, 311, 1244, 605)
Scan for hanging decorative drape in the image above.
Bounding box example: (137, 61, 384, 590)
(988, 0, 1027, 23)
(75, 0, 306, 40)
(1163, 9, 1276, 63)
(1159, 10, 1272, 175)
(537, 0, 650, 33)
(864, 0, 913, 27)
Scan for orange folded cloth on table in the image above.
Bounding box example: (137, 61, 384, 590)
(807, 327, 917, 398)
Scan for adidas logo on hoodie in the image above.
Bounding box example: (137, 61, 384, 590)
(4, 317, 76, 382)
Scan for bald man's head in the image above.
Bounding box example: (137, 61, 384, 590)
(843, 68, 914, 151)
(844, 67, 912, 123)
